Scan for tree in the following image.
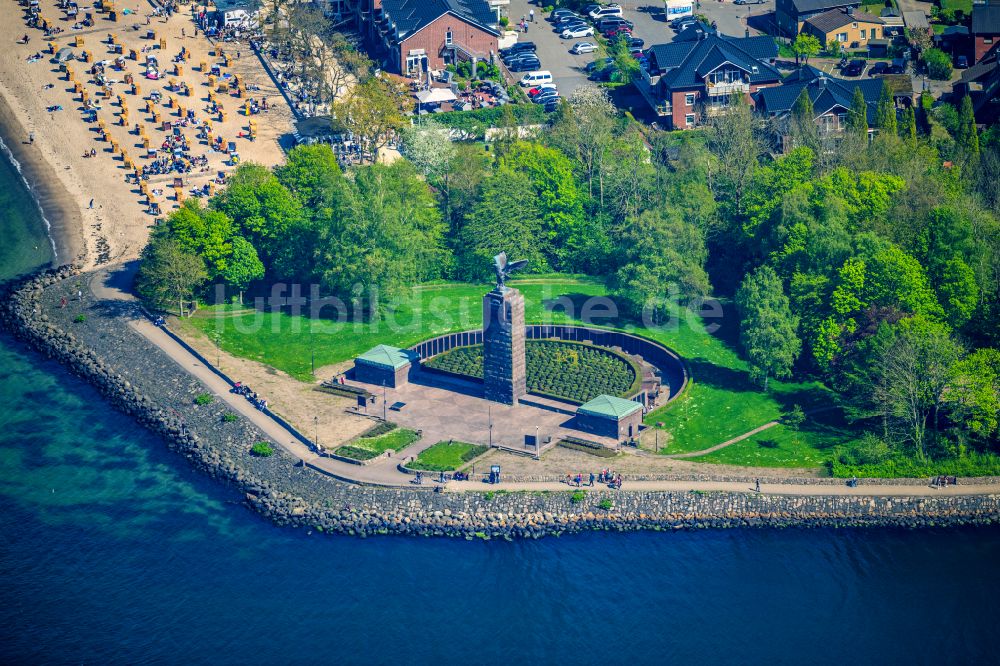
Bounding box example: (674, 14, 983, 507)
(874, 82, 897, 136)
(790, 89, 818, 151)
(922, 48, 953, 80)
(956, 94, 980, 159)
(707, 94, 764, 214)
(900, 106, 917, 144)
(274, 144, 345, 209)
(160, 200, 234, 279)
(222, 237, 265, 304)
(847, 86, 869, 138)
(458, 166, 547, 280)
(906, 26, 933, 52)
(792, 33, 821, 65)
(735, 266, 802, 390)
(946, 348, 1000, 442)
(210, 163, 303, 266)
(609, 34, 640, 83)
(400, 121, 456, 180)
(872, 317, 962, 457)
(550, 85, 617, 204)
(610, 208, 710, 323)
(135, 237, 208, 317)
(332, 76, 412, 162)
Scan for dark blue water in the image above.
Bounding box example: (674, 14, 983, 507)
(2, 147, 1000, 665)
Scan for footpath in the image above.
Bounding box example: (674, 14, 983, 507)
(95, 267, 1000, 497)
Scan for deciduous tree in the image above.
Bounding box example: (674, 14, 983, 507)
(736, 266, 802, 390)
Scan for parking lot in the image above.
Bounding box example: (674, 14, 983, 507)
(503, 0, 774, 96)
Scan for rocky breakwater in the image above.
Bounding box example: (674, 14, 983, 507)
(3, 265, 1000, 539)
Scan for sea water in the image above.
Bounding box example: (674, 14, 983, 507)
(2, 153, 1000, 664)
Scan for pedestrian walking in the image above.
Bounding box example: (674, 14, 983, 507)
(755, 478, 761, 492)
(589, 472, 595, 487)
(181, 28, 185, 37)
(28, 131, 35, 144)
(529, 8, 534, 21)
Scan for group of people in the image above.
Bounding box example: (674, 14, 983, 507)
(231, 382, 267, 411)
(565, 470, 624, 489)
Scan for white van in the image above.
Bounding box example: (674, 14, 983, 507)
(589, 4, 623, 18)
(520, 70, 553, 87)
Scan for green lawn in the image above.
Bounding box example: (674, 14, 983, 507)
(687, 421, 854, 469)
(184, 275, 862, 469)
(408, 441, 489, 471)
(335, 428, 420, 460)
(940, 0, 972, 14)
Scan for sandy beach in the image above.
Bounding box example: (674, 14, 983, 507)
(0, 0, 294, 270)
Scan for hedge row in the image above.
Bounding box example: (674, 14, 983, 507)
(431, 104, 549, 138)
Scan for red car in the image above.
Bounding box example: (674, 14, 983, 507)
(602, 25, 632, 38)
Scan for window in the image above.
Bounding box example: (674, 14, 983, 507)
(445, 29, 453, 46)
(985, 37, 994, 45)
(685, 113, 696, 126)
(852, 22, 858, 28)
(685, 93, 696, 105)
(837, 112, 847, 129)
(870, 28, 876, 39)
(837, 32, 848, 42)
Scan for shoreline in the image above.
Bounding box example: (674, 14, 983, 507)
(1, 265, 999, 538)
(0, 92, 86, 268)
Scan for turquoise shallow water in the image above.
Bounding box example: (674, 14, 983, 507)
(2, 153, 1000, 664)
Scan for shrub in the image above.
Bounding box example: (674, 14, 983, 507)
(570, 490, 586, 504)
(251, 441, 275, 457)
(360, 421, 397, 438)
(73, 314, 86, 323)
(194, 393, 213, 405)
(836, 433, 892, 466)
(426, 340, 640, 404)
(222, 412, 238, 423)
(923, 48, 953, 80)
(782, 404, 806, 430)
(597, 498, 613, 510)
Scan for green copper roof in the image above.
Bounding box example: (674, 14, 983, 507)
(577, 394, 642, 420)
(356, 345, 417, 370)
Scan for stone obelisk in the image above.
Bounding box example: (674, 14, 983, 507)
(482, 254, 527, 405)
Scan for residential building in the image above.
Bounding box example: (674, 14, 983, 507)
(775, 0, 860, 37)
(971, 2, 1000, 63)
(801, 7, 885, 48)
(753, 65, 885, 148)
(637, 30, 780, 129)
(954, 50, 1000, 124)
(357, 0, 500, 75)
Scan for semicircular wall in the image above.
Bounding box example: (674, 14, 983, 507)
(409, 325, 688, 406)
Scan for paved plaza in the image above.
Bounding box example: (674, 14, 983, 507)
(348, 372, 619, 454)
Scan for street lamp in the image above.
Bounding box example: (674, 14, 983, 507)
(382, 381, 387, 421)
(309, 321, 315, 378)
(212, 331, 221, 369)
(314, 415, 319, 451)
(535, 425, 540, 460)
(488, 404, 493, 448)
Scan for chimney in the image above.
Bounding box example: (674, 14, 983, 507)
(818, 74, 826, 87)
(846, 5, 853, 14)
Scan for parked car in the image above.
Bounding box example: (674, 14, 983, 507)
(562, 25, 595, 38)
(549, 9, 578, 21)
(629, 37, 645, 48)
(535, 91, 561, 104)
(734, 0, 765, 5)
(581, 4, 603, 15)
(528, 83, 557, 98)
(885, 64, 904, 74)
(570, 41, 598, 54)
(602, 25, 632, 37)
(509, 57, 542, 72)
(585, 57, 614, 73)
(868, 61, 889, 76)
(554, 13, 584, 25)
(499, 42, 536, 58)
(543, 100, 561, 113)
(955, 54, 969, 68)
(590, 4, 623, 19)
(842, 59, 866, 76)
(504, 52, 539, 66)
(557, 20, 589, 32)
(596, 16, 633, 31)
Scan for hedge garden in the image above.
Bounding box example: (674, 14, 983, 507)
(424, 339, 641, 404)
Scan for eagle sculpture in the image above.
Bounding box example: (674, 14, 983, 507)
(493, 252, 528, 290)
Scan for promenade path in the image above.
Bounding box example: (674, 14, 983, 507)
(90, 265, 1000, 496)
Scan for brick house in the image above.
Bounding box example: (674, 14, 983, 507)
(637, 30, 781, 130)
(360, 0, 500, 75)
(801, 7, 885, 48)
(775, 0, 861, 38)
(972, 2, 1000, 64)
(753, 65, 885, 149)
